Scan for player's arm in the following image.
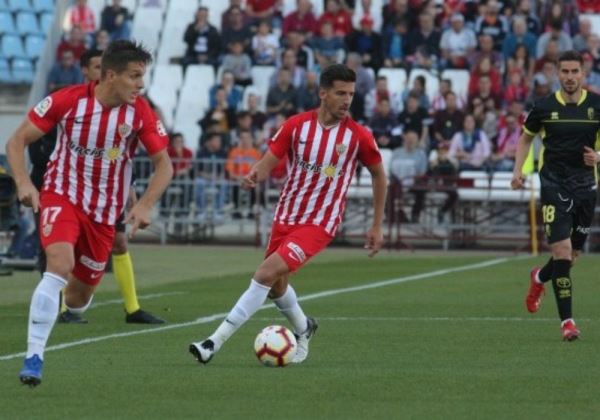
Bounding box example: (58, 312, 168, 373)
(365, 162, 387, 257)
(511, 131, 535, 189)
(5, 118, 46, 212)
(242, 150, 280, 190)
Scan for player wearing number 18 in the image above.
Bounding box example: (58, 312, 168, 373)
(511, 50, 600, 341)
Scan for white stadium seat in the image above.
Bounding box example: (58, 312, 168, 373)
(131, 7, 164, 56)
(440, 69, 470, 101)
(156, 5, 189, 64)
(148, 83, 177, 128)
(152, 64, 183, 94)
(250, 66, 277, 104)
(377, 68, 407, 96)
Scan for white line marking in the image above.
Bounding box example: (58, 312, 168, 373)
(0, 257, 521, 361)
(252, 316, 594, 323)
(91, 292, 185, 308)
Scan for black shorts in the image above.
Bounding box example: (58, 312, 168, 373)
(115, 212, 126, 233)
(540, 184, 596, 250)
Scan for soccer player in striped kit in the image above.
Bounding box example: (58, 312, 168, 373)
(6, 41, 173, 387)
(190, 64, 387, 364)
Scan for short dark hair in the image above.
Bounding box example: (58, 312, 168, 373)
(101, 40, 152, 77)
(319, 64, 356, 89)
(80, 49, 103, 68)
(558, 50, 583, 66)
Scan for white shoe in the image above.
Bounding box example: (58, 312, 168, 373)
(189, 339, 215, 364)
(292, 317, 318, 363)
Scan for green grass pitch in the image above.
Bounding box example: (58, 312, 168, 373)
(1, 246, 599, 419)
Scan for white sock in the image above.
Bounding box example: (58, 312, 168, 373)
(209, 279, 270, 351)
(273, 285, 308, 334)
(65, 295, 94, 314)
(26, 272, 67, 360)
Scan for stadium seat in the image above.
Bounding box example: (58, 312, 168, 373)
(11, 57, 34, 83)
(205, 1, 228, 31)
(440, 69, 470, 102)
(131, 7, 163, 55)
(148, 83, 177, 128)
(120, 0, 138, 12)
(377, 68, 407, 96)
(86, 0, 105, 25)
(25, 33, 45, 59)
(152, 63, 183, 94)
(407, 69, 440, 102)
(156, 5, 188, 64)
(250, 65, 276, 103)
(1, 34, 27, 59)
(8, 0, 33, 13)
(166, 0, 197, 17)
(0, 10, 17, 34)
(39, 11, 52, 33)
(138, 0, 167, 13)
(173, 121, 201, 151)
(16, 11, 41, 35)
(32, 0, 53, 13)
(0, 57, 14, 83)
(241, 84, 266, 112)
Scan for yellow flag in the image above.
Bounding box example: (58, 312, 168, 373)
(521, 144, 535, 175)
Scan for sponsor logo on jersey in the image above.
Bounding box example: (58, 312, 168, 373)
(106, 147, 122, 161)
(80, 255, 106, 271)
(335, 143, 347, 155)
(286, 242, 306, 263)
(118, 123, 132, 139)
(34, 96, 52, 117)
(157, 120, 167, 137)
(588, 107, 594, 120)
(556, 277, 571, 288)
(68, 140, 123, 161)
(43, 223, 53, 237)
(550, 111, 559, 120)
(575, 225, 591, 235)
(297, 159, 344, 178)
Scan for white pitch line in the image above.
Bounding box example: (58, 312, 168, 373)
(0, 257, 519, 362)
(252, 316, 594, 323)
(91, 291, 185, 308)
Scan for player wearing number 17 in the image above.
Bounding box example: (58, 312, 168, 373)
(511, 50, 600, 341)
(6, 41, 173, 387)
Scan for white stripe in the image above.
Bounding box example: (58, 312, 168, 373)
(91, 291, 185, 308)
(325, 140, 359, 234)
(46, 110, 71, 193)
(94, 107, 120, 222)
(81, 100, 102, 213)
(313, 128, 353, 225)
(67, 98, 88, 204)
(287, 123, 324, 222)
(298, 125, 339, 224)
(108, 106, 134, 224)
(0, 257, 521, 361)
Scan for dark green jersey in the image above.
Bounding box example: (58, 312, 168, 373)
(523, 89, 600, 191)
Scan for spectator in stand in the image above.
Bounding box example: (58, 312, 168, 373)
(266, 69, 298, 117)
(577, 0, 600, 13)
(488, 113, 520, 172)
(541, 0, 579, 36)
(534, 38, 560, 72)
(469, 75, 501, 121)
(431, 91, 464, 150)
(221, 5, 253, 53)
(587, 35, 600, 75)
(230, 111, 261, 147)
(310, 21, 345, 63)
(56, 25, 87, 61)
(246, 0, 282, 29)
(405, 12, 441, 58)
(504, 69, 529, 105)
(282, 0, 318, 37)
(100, 0, 131, 41)
(316, 0, 353, 38)
(183, 7, 221, 67)
(515, 0, 541, 36)
(382, 18, 407, 68)
(382, 0, 414, 33)
(252, 20, 280, 65)
(47, 50, 83, 93)
(364, 76, 402, 120)
(431, 79, 466, 112)
(440, 13, 477, 70)
(345, 15, 383, 72)
(537, 61, 560, 91)
(297, 71, 320, 112)
(353, 0, 383, 33)
(345, 52, 374, 121)
(222, 0, 250, 30)
(283, 30, 314, 70)
(582, 52, 600, 94)
(474, 0, 508, 52)
(397, 92, 430, 149)
(200, 87, 237, 134)
(64, 0, 96, 37)
(209, 71, 244, 110)
(536, 19, 573, 59)
(221, 41, 253, 86)
(402, 76, 430, 110)
(271, 49, 306, 89)
(93, 29, 110, 51)
(225, 130, 262, 218)
(468, 56, 502, 100)
(507, 43, 535, 81)
(244, 93, 268, 132)
(573, 18, 593, 52)
(168, 133, 194, 178)
(195, 132, 228, 223)
(369, 98, 401, 149)
(502, 16, 536, 61)
(448, 114, 491, 171)
(468, 33, 504, 72)
(526, 73, 551, 107)
(428, 143, 458, 223)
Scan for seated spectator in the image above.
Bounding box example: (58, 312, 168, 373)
(489, 113, 520, 172)
(261, 112, 287, 152)
(431, 92, 464, 150)
(100, 0, 131, 41)
(195, 132, 228, 223)
(364, 76, 403, 120)
(401, 76, 430, 111)
(573, 18, 593, 52)
(297, 71, 320, 112)
(536, 20, 573, 59)
(210, 71, 243, 111)
(502, 16, 536, 61)
(230, 111, 261, 147)
(535, 39, 560, 72)
(353, 0, 383, 32)
(507, 43, 535, 81)
(405, 12, 441, 58)
(183, 7, 221, 67)
(515, 0, 541, 36)
(344, 16, 383, 72)
(382, 18, 407, 68)
(47, 50, 83, 93)
(246, 0, 282, 29)
(541, 1, 578, 36)
(64, 0, 96, 37)
(317, 0, 353, 38)
(369, 99, 401, 149)
(271, 49, 306, 89)
(244, 93, 268, 131)
(431, 79, 466, 112)
(382, 0, 413, 33)
(167, 133, 194, 209)
(440, 13, 477, 69)
(428, 144, 459, 223)
(283, 30, 314, 70)
(504, 69, 529, 105)
(266, 69, 298, 117)
(587, 35, 600, 75)
(474, 0, 508, 52)
(310, 21, 345, 64)
(221, 5, 253, 53)
(468, 34, 504, 73)
(57, 26, 87, 61)
(222, 0, 250, 30)
(345, 52, 375, 121)
(226, 130, 262, 218)
(200, 87, 237, 133)
(93, 29, 110, 51)
(252, 20, 280, 65)
(397, 92, 430, 149)
(583, 52, 600, 94)
(221, 41, 253, 86)
(535, 61, 560, 91)
(469, 56, 502, 99)
(282, 0, 318, 37)
(448, 114, 491, 171)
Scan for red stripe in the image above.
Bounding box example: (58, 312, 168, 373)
(75, 98, 96, 206)
(88, 105, 111, 218)
(59, 107, 78, 196)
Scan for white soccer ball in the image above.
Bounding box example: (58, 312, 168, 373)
(254, 325, 297, 367)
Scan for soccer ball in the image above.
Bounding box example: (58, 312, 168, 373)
(254, 325, 297, 367)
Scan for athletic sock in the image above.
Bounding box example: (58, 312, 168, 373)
(65, 295, 94, 314)
(538, 257, 553, 283)
(26, 272, 67, 359)
(551, 259, 572, 321)
(112, 252, 140, 314)
(209, 279, 271, 351)
(273, 285, 308, 334)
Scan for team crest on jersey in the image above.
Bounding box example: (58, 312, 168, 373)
(43, 223, 53, 237)
(322, 165, 337, 179)
(34, 96, 52, 117)
(106, 147, 122, 161)
(157, 120, 167, 137)
(335, 143, 347, 155)
(118, 123, 132, 139)
(550, 111, 559, 120)
(588, 107, 594, 120)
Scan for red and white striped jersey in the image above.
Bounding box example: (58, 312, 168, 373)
(269, 110, 381, 235)
(28, 82, 168, 225)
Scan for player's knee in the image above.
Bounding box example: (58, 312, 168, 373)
(268, 281, 287, 299)
(551, 241, 572, 260)
(64, 286, 94, 310)
(45, 249, 74, 278)
(112, 233, 127, 255)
